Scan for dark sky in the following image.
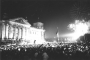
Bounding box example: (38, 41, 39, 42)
(1, 0, 90, 39)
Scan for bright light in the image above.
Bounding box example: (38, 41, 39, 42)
(63, 20, 89, 42)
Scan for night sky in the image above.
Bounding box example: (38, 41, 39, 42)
(1, 0, 90, 39)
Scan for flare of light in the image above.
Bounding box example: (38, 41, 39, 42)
(19, 30, 45, 45)
(63, 20, 89, 42)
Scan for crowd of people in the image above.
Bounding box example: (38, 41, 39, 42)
(1, 41, 90, 60)
(1, 34, 90, 60)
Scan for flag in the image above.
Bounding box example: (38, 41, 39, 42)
(56, 27, 59, 37)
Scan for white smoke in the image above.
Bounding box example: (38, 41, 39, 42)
(62, 20, 90, 42)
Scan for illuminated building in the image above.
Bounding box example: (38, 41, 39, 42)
(0, 17, 45, 44)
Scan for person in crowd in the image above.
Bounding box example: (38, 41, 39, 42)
(42, 52, 49, 60)
(34, 40, 36, 44)
(34, 52, 39, 60)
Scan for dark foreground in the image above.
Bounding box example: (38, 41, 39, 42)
(1, 50, 90, 60)
(1, 42, 90, 60)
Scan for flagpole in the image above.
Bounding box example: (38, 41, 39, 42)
(56, 27, 59, 42)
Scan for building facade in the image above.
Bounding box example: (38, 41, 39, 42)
(0, 18, 45, 45)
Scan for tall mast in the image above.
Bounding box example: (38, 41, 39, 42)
(56, 27, 59, 42)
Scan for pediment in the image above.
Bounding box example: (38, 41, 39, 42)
(9, 17, 30, 25)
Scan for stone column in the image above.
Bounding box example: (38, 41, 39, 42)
(16, 27, 19, 40)
(9, 26, 13, 39)
(25, 28, 27, 40)
(22, 27, 25, 40)
(14, 27, 18, 40)
(18, 27, 21, 40)
(16, 27, 18, 40)
(21, 28, 23, 39)
(26, 28, 29, 40)
(20, 28, 22, 39)
(42, 31, 45, 40)
(17, 27, 19, 40)
(8, 25, 10, 39)
(0, 23, 2, 39)
(5, 24, 9, 39)
(25, 27, 27, 40)
(13, 26, 16, 40)
(2, 23, 5, 40)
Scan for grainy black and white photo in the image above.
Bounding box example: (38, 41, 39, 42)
(0, 0, 90, 60)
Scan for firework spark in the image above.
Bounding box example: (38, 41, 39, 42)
(63, 20, 89, 42)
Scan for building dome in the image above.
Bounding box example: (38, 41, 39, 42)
(33, 22, 44, 29)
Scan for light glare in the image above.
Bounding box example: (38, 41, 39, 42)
(63, 20, 89, 42)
